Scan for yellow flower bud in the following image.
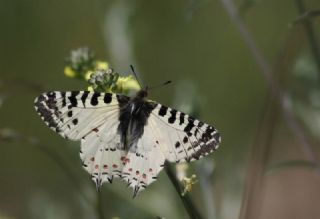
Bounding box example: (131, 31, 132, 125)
(85, 71, 93, 81)
(181, 174, 198, 196)
(64, 66, 77, 78)
(176, 163, 189, 181)
(104, 87, 112, 93)
(116, 76, 141, 94)
(95, 61, 109, 70)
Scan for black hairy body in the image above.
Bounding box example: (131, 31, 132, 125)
(117, 90, 157, 151)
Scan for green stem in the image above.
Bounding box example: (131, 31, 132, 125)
(32, 143, 92, 205)
(36, 142, 105, 219)
(165, 163, 203, 219)
(96, 191, 105, 219)
(219, 0, 319, 171)
(294, 0, 320, 78)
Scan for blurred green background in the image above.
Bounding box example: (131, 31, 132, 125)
(1, 0, 320, 218)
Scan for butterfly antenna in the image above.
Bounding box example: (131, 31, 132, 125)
(149, 80, 172, 90)
(130, 65, 143, 89)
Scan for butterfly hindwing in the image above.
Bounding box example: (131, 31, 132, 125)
(120, 121, 166, 196)
(80, 112, 126, 187)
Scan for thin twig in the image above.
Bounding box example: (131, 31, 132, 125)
(238, 13, 305, 219)
(292, 10, 320, 24)
(165, 163, 203, 219)
(0, 131, 96, 213)
(197, 161, 215, 219)
(0, 78, 45, 93)
(96, 191, 105, 219)
(219, 0, 319, 170)
(294, 0, 320, 76)
(35, 144, 92, 205)
(239, 94, 279, 219)
(36, 141, 105, 219)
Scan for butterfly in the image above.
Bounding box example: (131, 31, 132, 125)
(34, 88, 221, 197)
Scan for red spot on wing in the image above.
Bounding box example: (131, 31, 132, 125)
(121, 156, 130, 164)
(92, 128, 99, 132)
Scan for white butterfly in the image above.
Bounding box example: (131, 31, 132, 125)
(34, 89, 221, 197)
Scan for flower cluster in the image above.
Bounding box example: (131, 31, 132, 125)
(87, 68, 119, 92)
(181, 174, 198, 196)
(87, 69, 140, 95)
(176, 162, 198, 195)
(64, 47, 111, 81)
(64, 47, 140, 95)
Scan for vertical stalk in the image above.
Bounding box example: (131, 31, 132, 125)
(239, 94, 279, 219)
(165, 164, 203, 219)
(96, 191, 105, 219)
(294, 0, 320, 76)
(219, 0, 319, 169)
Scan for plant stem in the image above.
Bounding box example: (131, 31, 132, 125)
(294, 0, 320, 77)
(165, 163, 203, 219)
(239, 26, 305, 218)
(96, 191, 105, 219)
(239, 93, 279, 219)
(219, 0, 320, 171)
(35, 141, 105, 219)
(32, 143, 92, 205)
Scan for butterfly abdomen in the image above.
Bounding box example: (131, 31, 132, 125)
(118, 98, 157, 150)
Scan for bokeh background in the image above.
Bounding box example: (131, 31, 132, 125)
(1, 0, 320, 218)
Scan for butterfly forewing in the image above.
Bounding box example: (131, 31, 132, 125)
(34, 91, 119, 140)
(150, 104, 221, 162)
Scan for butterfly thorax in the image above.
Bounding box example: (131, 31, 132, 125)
(117, 89, 156, 151)
(134, 89, 148, 100)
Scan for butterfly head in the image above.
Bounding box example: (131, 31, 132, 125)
(129, 65, 171, 100)
(136, 88, 149, 99)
